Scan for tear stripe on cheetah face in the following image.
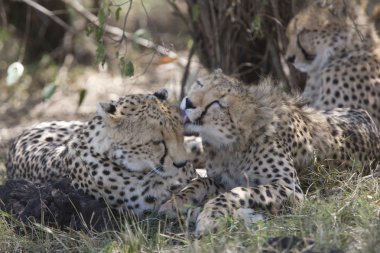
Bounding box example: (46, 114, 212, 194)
(6, 91, 197, 216)
(169, 70, 380, 235)
(285, 0, 380, 127)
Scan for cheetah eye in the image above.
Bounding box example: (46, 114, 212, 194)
(206, 100, 226, 111)
(216, 95, 227, 108)
(297, 30, 316, 61)
(152, 140, 164, 145)
(196, 80, 204, 87)
(216, 100, 226, 109)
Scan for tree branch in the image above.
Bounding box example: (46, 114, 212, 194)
(61, 0, 180, 60)
(180, 42, 196, 100)
(13, 0, 74, 32)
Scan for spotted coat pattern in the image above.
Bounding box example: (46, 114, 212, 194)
(7, 91, 197, 217)
(285, 0, 380, 127)
(159, 71, 380, 236)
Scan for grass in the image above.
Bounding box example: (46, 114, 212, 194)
(0, 164, 379, 252)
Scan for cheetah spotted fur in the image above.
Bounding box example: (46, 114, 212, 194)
(6, 90, 197, 217)
(159, 70, 380, 236)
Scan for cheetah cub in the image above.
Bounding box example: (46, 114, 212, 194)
(160, 70, 380, 236)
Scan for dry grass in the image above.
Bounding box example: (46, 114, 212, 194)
(0, 164, 379, 253)
(1, 1, 380, 252)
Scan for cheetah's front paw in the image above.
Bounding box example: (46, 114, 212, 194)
(158, 195, 199, 220)
(195, 208, 225, 237)
(195, 207, 265, 237)
(236, 208, 265, 225)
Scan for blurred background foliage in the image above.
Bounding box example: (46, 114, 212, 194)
(1, 0, 380, 106)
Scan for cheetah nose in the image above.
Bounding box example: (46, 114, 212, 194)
(173, 160, 188, 168)
(185, 98, 196, 110)
(286, 55, 296, 64)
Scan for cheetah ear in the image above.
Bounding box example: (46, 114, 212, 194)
(97, 102, 122, 124)
(153, 89, 168, 101)
(316, 0, 352, 18)
(98, 102, 116, 115)
(97, 102, 125, 128)
(297, 30, 317, 59)
(232, 102, 273, 138)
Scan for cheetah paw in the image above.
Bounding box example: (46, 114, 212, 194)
(159, 197, 198, 219)
(195, 214, 221, 238)
(236, 208, 265, 225)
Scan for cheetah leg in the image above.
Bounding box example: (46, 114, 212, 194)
(195, 184, 304, 236)
(159, 177, 223, 219)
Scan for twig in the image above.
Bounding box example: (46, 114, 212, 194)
(61, 0, 182, 62)
(267, 39, 289, 89)
(0, 0, 7, 26)
(135, 51, 157, 78)
(344, 0, 365, 41)
(140, 0, 150, 23)
(18, 4, 31, 63)
(13, 0, 74, 33)
(166, 0, 189, 30)
(115, 0, 133, 47)
(180, 42, 196, 100)
(110, 0, 131, 7)
(207, 0, 221, 67)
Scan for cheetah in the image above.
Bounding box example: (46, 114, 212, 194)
(159, 70, 380, 236)
(6, 90, 197, 217)
(285, 0, 380, 127)
(184, 135, 205, 169)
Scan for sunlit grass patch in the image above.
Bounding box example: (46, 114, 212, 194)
(189, 168, 380, 252)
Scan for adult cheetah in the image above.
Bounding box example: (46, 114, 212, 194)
(285, 0, 380, 127)
(6, 90, 197, 217)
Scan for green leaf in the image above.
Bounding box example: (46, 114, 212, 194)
(6, 62, 24, 86)
(115, 7, 122, 21)
(42, 83, 58, 100)
(96, 42, 105, 63)
(124, 61, 134, 77)
(133, 28, 145, 38)
(120, 60, 134, 77)
(78, 89, 87, 107)
(101, 242, 115, 253)
(0, 28, 9, 41)
(98, 7, 107, 25)
(191, 5, 200, 21)
(96, 4, 109, 43)
(95, 27, 104, 43)
(251, 16, 263, 38)
(85, 25, 94, 36)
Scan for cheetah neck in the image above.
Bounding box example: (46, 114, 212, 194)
(66, 116, 112, 159)
(253, 94, 335, 165)
(313, 26, 379, 75)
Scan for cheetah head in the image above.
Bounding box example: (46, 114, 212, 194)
(96, 90, 189, 177)
(285, 0, 366, 73)
(181, 69, 273, 147)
